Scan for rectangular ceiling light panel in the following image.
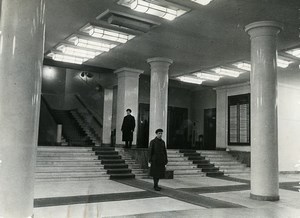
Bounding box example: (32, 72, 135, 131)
(68, 36, 117, 52)
(212, 67, 243, 77)
(233, 61, 251, 71)
(191, 0, 213, 5)
(194, 72, 221, 81)
(82, 25, 135, 43)
(177, 76, 204, 85)
(48, 52, 88, 65)
(277, 56, 292, 68)
(118, 0, 188, 21)
(285, 48, 300, 58)
(56, 45, 102, 59)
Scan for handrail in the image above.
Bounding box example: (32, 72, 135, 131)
(41, 95, 59, 124)
(75, 94, 103, 128)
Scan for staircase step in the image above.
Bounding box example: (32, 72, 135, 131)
(206, 172, 224, 177)
(36, 160, 102, 166)
(93, 147, 115, 151)
(37, 156, 97, 161)
(104, 164, 128, 169)
(101, 159, 125, 164)
(107, 169, 132, 174)
(110, 173, 135, 179)
(98, 155, 122, 160)
(173, 169, 203, 174)
(36, 166, 104, 172)
(37, 146, 93, 152)
(95, 151, 118, 155)
(167, 162, 194, 166)
(36, 171, 107, 178)
(167, 165, 197, 170)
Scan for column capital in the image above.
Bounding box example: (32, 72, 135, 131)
(245, 21, 283, 39)
(147, 57, 173, 65)
(114, 67, 143, 78)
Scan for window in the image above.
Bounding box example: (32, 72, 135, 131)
(228, 94, 250, 145)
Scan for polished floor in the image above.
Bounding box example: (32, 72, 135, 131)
(34, 174, 300, 218)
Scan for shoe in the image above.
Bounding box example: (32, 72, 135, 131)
(154, 187, 161, 191)
(156, 186, 162, 190)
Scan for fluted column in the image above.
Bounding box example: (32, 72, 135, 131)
(114, 68, 143, 146)
(102, 88, 113, 145)
(147, 57, 173, 143)
(0, 0, 46, 217)
(245, 21, 283, 201)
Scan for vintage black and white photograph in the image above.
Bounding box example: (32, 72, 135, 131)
(0, 0, 300, 217)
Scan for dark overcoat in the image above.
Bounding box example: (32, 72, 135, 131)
(121, 115, 135, 141)
(148, 137, 168, 178)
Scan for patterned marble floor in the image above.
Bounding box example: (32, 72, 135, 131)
(34, 174, 300, 218)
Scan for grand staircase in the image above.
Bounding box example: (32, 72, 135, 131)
(36, 146, 109, 182)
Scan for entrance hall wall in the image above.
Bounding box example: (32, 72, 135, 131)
(215, 83, 250, 151)
(277, 66, 300, 171)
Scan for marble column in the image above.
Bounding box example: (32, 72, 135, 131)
(245, 21, 283, 201)
(102, 88, 113, 145)
(147, 57, 173, 143)
(0, 0, 45, 217)
(114, 68, 143, 146)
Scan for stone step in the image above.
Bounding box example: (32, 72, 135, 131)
(221, 168, 250, 173)
(198, 150, 228, 154)
(98, 155, 122, 160)
(218, 165, 246, 170)
(213, 162, 244, 166)
(101, 159, 125, 164)
(167, 162, 194, 166)
(107, 168, 131, 174)
(167, 165, 197, 170)
(37, 147, 93, 152)
(37, 152, 95, 157)
(167, 150, 180, 154)
(36, 160, 102, 166)
(173, 169, 203, 174)
(104, 164, 128, 169)
(167, 154, 184, 158)
(36, 166, 104, 172)
(36, 171, 108, 178)
(167, 157, 189, 161)
(37, 156, 97, 161)
(35, 175, 110, 182)
(110, 173, 135, 179)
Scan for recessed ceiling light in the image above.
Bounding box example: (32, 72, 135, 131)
(68, 36, 117, 52)
(212, 67, 244, 77)
(233, 61, 251, 71)
(47, 52, 88, 65)
(118, 0, 189, 21)
(81, 25, 135, 43)
(56, 45, 102, 59)
(190, 0, 213, 6)
(277, 56, 292, 68)
(194, 72, 221, 81)
(177, 76, 204, 85)
(285, 48, 300, 58)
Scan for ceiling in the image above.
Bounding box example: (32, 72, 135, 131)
(44, 0, 300, 88)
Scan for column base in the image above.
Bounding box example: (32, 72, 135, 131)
(250, 193, 280, 201)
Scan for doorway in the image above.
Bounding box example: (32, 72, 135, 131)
(203, 108, 216, 150)
(137, 103, 189, 149)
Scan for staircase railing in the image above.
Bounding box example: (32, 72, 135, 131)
(75, 94, 103, 128)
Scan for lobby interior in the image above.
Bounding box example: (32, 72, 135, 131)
(1, 0, 300, 217)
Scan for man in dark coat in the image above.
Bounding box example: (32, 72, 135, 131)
(121, 109, 135, 148)
(148, 129, 168, 191)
